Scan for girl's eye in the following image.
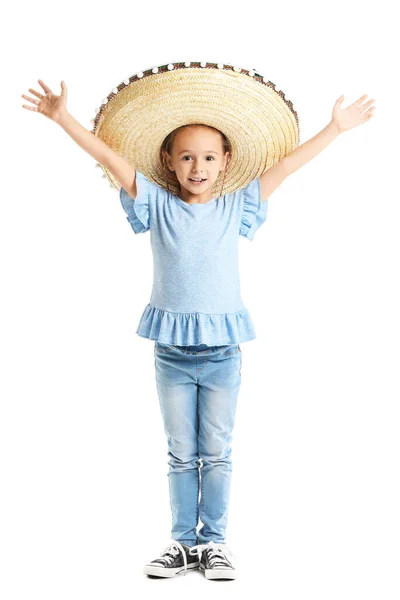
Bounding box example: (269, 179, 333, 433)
(183, 156, 214, 160)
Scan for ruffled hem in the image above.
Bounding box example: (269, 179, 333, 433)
(239, 177, 268, 240)
(135, 304, 257, 345)
(119, 171, 150, 234)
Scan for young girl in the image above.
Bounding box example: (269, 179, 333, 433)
(22, 64, 375, 581)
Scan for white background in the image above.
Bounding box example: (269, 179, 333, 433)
(2, 1, 399, 598)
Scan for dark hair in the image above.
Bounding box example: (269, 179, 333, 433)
(159, 124, 232, 193)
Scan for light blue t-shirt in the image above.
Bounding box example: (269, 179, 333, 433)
(120, 171, 268, 345)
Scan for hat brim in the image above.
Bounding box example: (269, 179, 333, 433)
(93, 62, 299, 196)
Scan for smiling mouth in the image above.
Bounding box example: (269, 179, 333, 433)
(189, 178, 207, 183)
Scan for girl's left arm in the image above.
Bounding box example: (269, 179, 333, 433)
(282, 94, 376, 175)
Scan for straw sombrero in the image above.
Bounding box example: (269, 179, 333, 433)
(91, 61, 300, 196)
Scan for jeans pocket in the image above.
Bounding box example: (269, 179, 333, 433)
(224, 344, 241, 356)
(154, 342, 175, 354)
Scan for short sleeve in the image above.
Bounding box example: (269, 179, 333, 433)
(239, 177, 268, 241)
(119, 171, 150, 234)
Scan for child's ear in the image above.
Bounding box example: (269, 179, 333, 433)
(162, 151, 173, 172)
(163, 152, 174, 172)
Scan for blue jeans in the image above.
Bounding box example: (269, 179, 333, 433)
(154, 342, 242, 546)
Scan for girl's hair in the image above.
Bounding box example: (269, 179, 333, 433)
(159, 124, 232, 196)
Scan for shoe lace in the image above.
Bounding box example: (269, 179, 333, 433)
(157, 540, 188, 571)
(188, 540, 237, 568)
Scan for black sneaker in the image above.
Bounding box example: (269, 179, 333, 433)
(143, 541, 200, 577)
(189, 541, 237, 580)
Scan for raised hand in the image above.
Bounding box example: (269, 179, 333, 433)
(21, 79, 68, 123)
(331, 94, 376, 134)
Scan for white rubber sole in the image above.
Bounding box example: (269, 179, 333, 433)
(144, 561, 200, 577)
(200, 563, 237, 579)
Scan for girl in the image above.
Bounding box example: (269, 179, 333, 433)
(22, 64, 375, 581)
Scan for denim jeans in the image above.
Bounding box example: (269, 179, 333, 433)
(154, 342, 242, 546)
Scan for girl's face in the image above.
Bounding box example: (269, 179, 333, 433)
(164, 127, 230, 197)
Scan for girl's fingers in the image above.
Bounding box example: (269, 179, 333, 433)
(350, 94, 368, 108)
(38, 79, 52, 94)
(359, 99, 375, 112)
(365, 107, 376, 121)
(28, 88, 44, 99)
(22, 104, 38, 112)
(21, 94, 39, 106)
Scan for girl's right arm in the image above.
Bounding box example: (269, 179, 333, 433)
(57, 111, 137, 198)
(22, 79, 137, 199)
